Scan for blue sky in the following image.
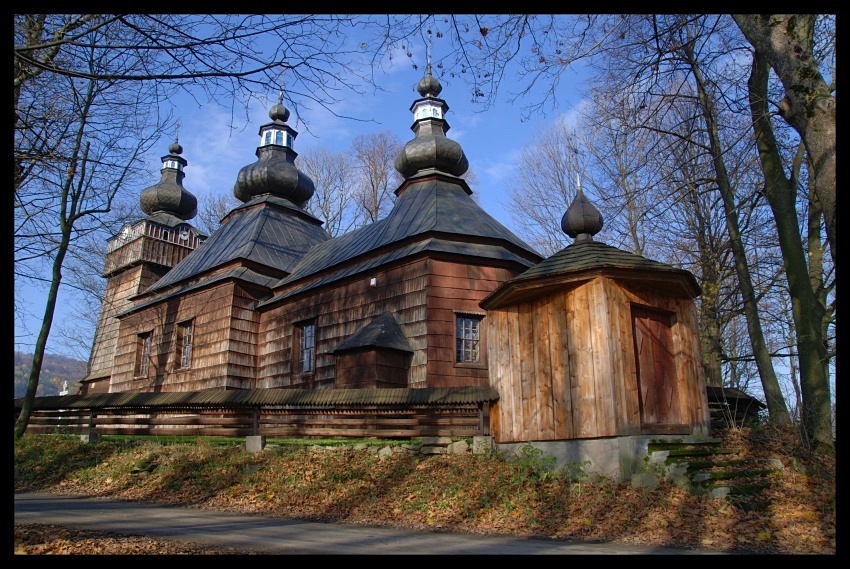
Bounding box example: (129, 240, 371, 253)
(15, 41, 587, 360)
(175, 47, 586, 227)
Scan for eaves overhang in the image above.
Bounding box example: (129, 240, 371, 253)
(16, 386, 500, 411)
(481, 266, 701, 310)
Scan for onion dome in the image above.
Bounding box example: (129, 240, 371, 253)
(139, 138, 198, 220)
(394, 64, 468, 178)
(561, 187, 603, 243)
(233, 93, 315, 207)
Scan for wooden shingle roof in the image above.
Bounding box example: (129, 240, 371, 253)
(16, 386, 499, 411)
(332, 312, 413, 353)
(481, 240, 701, 309)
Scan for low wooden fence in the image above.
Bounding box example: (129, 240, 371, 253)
(23, 408, 486, 438)
(16, 386, 496, 440)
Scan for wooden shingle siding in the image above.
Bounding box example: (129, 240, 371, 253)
(84, 264, 169, 390)
(108, 281, 265, 393)
(425, 259, 516, 388)
(257, 260, 430, 389)
(335, 350, 411, 388)
(255, 257, 524, 390)
(87, 267, 143, 380)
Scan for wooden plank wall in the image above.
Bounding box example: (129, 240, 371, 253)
(488, 276, 710, 443)
(111, 280, 263, 393)
(21, 406, 485, 439)
(605, 282, 642, 434)
(616, 282, 710, 435)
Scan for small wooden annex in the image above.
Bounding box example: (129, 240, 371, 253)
(481, 190, 712, 443)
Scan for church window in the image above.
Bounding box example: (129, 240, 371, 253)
(294, 320, 316, 374)
(134, 331, 152, 377)
(176, 320, 193, 369)
(456, 314, 482, 363)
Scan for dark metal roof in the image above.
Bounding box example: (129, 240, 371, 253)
(145, 211, 207, 234)
(119, 267, 278, 316)
(144, 195, 329, 294)
(260, 174, 542, 303)
(333, 312, 413, 354)
(16, 386, 499, 411)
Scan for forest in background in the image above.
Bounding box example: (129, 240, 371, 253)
(14, 352, 86, 398)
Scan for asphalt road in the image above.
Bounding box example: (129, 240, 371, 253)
(14, 491, 742, 555)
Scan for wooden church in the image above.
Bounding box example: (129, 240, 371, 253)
(81, 66, 712, 471)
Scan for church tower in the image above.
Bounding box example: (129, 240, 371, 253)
(81, 139, 205, 394)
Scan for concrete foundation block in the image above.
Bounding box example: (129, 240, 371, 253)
(245, 436, 266, 454)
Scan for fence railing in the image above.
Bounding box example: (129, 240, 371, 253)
(17, 387, 497, 440)
(23, 406, 487, 439)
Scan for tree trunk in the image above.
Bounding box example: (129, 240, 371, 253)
(732, 14, 836, 267)
(683, 181, 723, 388)
(15, 222, 71, 440)
(684, 43, 791, 425)
(746, 51, 832, 450)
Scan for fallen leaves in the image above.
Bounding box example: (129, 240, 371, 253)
(14, 425, 835, 555)
(14, 523, 257, 555)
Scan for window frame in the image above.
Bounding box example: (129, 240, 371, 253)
(293, 319, 317, 376)
(134, 331, 153, 378)
(176, 320, 193, 370)
(455, 312, 486, 368)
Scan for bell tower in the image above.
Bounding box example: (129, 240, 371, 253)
(81, 139, 205, 393)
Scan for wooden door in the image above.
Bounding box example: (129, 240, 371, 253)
(632, 305, 685, 433)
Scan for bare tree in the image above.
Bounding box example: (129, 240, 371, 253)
(578, 91, 667, 258)
(504, 15, 812, 428)
(505, 117, 582, 256)
(195, 193, 241, 236)
(298, 147, 364, 237)
(746, 48, 833, 449)
(732, 15, 836, 266)
(12, 14, 407, 439)
(14, 14, 836, 447)
(14, 69, 167, 438)
(672, 16, 790, 425)
(350, 131, 403, 224)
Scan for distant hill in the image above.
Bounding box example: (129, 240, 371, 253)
(14, 352, 87, 398)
